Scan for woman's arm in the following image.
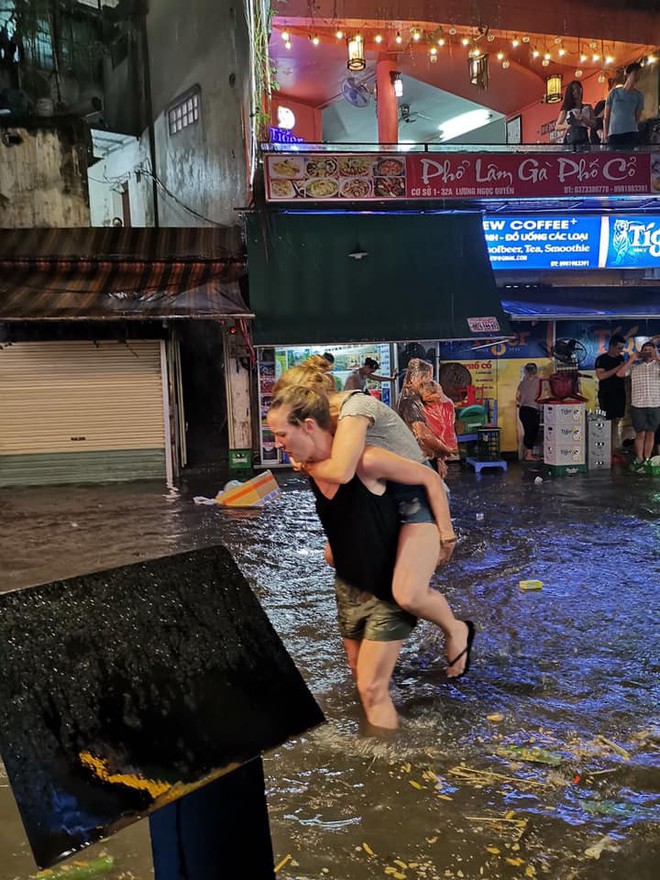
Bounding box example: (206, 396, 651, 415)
(371, 371, 398, 383)
(555, 109, 568, 132)
(304, 415, 369, 484)
(359, 446, 455, 543)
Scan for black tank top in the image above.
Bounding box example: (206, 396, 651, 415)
(310, 475, 400, 602)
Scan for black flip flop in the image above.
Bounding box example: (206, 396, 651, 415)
(446, 620, 475, 679)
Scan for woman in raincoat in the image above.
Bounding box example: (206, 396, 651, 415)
(397, 359, 458, 474)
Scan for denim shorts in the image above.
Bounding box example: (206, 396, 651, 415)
(334, 577, 417, 642)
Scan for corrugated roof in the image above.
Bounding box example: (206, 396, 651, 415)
(0, 228, 251, 321)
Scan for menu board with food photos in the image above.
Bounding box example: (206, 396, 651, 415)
(264, 151, 659, 201)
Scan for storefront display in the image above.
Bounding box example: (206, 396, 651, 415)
(257, 343, 394, 467)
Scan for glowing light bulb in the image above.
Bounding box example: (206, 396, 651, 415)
(430, 46, 438, 55)
(375, 34, 383, 43)
(335, 30, 343, 40)
(575, 68, 583, 78)
(542, 58, 550, 66)
(598, 74, 606, 83)
(412, 30, 421, 42)
(284, 40, 292, 50)
(311, 35, 319, 46)
(544, 52, 551, 60)
(437, 38, 445, 46)
(281, 31, 290, 42)
(355, 34, 362, 43)
(497, 52, 504, 61)
(558, 48, 566, 57)
(502, 60, 511, 69)
(512, 37, 520, 48)
(580, 54, 587, 63)
(592, 53, 600, 62)
(462, 37, 470, 46)
(532, 50, 540, 59)
(648, 54, 657, 63)
(522, 36, 530, 43)
(395, 31, 402, 44)
(605, 56, 614, 65)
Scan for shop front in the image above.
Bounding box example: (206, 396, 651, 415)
(0, 228, 251, 487)
(246, 209, 510, 466)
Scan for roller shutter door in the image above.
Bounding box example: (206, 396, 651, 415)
(0, 341, 169, 487)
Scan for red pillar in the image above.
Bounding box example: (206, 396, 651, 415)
(376, 57, 399, 145)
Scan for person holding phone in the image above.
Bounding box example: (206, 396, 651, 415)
(556, 80, 595, 146)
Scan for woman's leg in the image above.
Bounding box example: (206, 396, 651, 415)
(354, 638, 404, 729)
(342, 637, 361, 680)
(391, 523, 470, 677)
(519, 406, 540, 457)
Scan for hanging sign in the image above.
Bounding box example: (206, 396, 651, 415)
(264, 150, 659, 201)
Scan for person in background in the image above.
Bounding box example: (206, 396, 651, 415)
(321, 352, 343, 391)
(516, 363, 542, 461)
(555, 80, 594, 146)
(604, 63, 644, 147)
(590, 100, 606, 145)
(595, 333, 627, 453)
(344, 357, 397, 392)
(397, 359, 457, 475)
(616, 340, 660, 471)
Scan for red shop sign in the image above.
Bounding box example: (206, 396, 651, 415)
(264, 151, 659, 202)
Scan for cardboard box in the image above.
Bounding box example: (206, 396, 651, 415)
(545, 424, 584, 443)
(543, 404, 585, 427)
(543, 444, 585, 464)
(215, 470, 281, 508)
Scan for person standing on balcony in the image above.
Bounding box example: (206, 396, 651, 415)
(603, 63, 644, 147)
(555, 80, 595, 146)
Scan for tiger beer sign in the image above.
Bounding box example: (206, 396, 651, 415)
(264, 150, 660, 202)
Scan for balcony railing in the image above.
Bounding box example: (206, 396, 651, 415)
(261, 141, 658, 154)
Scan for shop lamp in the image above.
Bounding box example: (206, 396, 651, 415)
(468, 53, 489, 89)
(545, 73, 563, 103)
(347, 36, 366, 71)
(390, 71, 403, 97)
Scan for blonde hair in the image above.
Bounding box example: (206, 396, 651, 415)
(269, 385, 333, 430)
(273, 355, 336, 396)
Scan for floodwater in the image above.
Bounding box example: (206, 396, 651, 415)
(1, 466, 659, 880)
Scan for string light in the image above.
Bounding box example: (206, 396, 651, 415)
(542, 58, 550, 67)
(310, 34, 320, 46)
(437, 37, 446, 46)
(502, 60, 510, 69)
(532, 49, 540, 59)
(355, 34, 363, 42)
(497, 52, 504, 60)
(430, 46, 438, 55)
(512, 36, 520, 48)
(598, 73, 606, 83)
(375, 34, 383, 43)
(522, 35, 530, 43)
(281, 30, 290, 42)
(395, 31, 402, 44)
(580, 54, 588, 63)
(575, 68, 583, 77)
(429, 46, 438, 63)
(335, 29, 343, 39)
(592, 53, 600, 62)
(284, 40, 291, 50)
(411, 28, 421, 41)
(605, 56, 614, 65)
(558, 48, 566, 57)
(647, 54, 657, 63)
(462, 37, 470, 46)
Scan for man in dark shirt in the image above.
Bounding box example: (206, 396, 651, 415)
(595, 333, 627, 452)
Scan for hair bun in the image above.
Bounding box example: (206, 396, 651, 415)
(305, 354, 333, 372)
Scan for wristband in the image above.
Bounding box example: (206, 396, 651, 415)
(440, 536, 457, 545)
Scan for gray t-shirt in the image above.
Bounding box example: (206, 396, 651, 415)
(517, 377, 541, 409)
(338, 392, 425, 463)
(606, 87, 643, 136)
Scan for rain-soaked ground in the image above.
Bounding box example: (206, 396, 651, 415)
(1, 464, 659, 879)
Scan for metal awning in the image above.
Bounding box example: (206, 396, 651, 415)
(502, 286, 660, 321)
(245, 212, 509, 345)
(0, 228, 252, 322)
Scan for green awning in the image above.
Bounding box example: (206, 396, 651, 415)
(246, 212, 509, 346)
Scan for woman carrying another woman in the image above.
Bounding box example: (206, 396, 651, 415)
(268, 385, 457, 730)
(272, 356, 474, 678)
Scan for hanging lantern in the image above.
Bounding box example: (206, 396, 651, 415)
(545, 73, 563, 102)
(347, 36, 366, 71)
(468, 53, 489, 89)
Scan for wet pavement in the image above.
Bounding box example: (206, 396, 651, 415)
(1, 465, 659, 879)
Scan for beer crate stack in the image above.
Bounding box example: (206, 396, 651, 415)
(587, 412, 611, 470)
(543, 403, 587, 476)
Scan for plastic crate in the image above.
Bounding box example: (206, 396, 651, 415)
(476, 427, 501, 461)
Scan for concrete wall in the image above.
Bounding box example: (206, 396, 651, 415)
(88, 136, 154, 227)
(0, 125, 89, 227)
(146, 0, 251, 228)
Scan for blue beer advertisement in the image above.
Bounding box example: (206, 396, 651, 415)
(483, 215, 602, 271)
(602, 215, 660, 269)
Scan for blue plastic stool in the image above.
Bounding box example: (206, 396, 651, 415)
(465, 456, 508, 474)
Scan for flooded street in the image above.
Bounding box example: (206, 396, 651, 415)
(1, 466, 659, 879)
